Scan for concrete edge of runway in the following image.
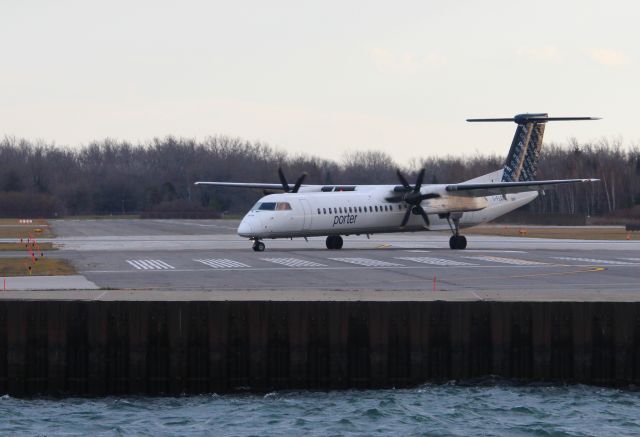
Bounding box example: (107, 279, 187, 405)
(1, 288, 639, 302)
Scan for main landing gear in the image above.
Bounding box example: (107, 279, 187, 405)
(326, 235, 343, 250)
(445, 214, 467, 250)
(252, 240, 265, 252)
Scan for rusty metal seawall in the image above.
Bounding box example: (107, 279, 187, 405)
(0, 300, 638, 396)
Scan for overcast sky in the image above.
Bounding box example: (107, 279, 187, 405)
(1, 1, 637, 163)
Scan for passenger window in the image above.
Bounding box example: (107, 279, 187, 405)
(339, 207, 343, 213)
(329, 208, 332, 214)
(323, 208, 327, 214)
(369, 206, 373, 212)
(348, 207, 352, 213)
(374, 206, 378, 212)
(317, 208, 321, 215)
(358, 207, 362, 213)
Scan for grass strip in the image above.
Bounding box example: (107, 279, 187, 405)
(0, 242, 55, 251)
(0, 257, 75, 277)
(467, 226, 636, 240)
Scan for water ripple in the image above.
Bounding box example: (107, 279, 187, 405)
(1, 385, 640, 436)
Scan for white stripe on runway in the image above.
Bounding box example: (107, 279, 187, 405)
(620, 258, 640, 262)
(261, 258, 326, 267)
(464, 256, 546, 266)
(395, 256, 475, 266)
(330, 257, 403, 267)
(126, 259, 175, 270)
(195, 259, 250, 269)
(554, 257, 636, 265)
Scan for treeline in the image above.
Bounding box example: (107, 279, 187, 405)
(0, 136, 638, 218)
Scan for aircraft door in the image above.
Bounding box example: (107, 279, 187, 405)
(299, 198, 312, 231)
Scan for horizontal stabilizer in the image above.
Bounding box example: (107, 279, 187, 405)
(467, 114, 600, 123)
(446, 178, 599, 197)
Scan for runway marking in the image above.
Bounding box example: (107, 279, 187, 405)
(503, 266, 605, 279)
(464, 256, 546, 266)
(261, 258, 326, 267)
(620, 258, 640, 262)
(463, 250, 527, 253)
(330, 257, 403, 267)
(406, 250, 431, 253)
(195, 258, 250, 269)
(553, 257, 636, 265)
(126, 259, 175, 270)
(395, 256, 475, 266)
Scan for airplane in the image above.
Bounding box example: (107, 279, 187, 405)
(195, 113, 600, 251)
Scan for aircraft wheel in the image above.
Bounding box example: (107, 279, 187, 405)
(449, 235, 456, 249)
(326, 236, 334, 249)
(449, 235, 467, 250)
(252, 241, 265, 252)
(334, 236, 343, 249)
(326, 236, 343, 250)
(458, 235, 467, 249)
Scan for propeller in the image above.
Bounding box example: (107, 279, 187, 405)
(278, 167, 307, 193)
(386, 168, 440, 227)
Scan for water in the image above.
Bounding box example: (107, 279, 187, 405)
(2, 384, 640, 436)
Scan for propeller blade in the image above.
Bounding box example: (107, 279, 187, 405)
(396, 170, 411, 190)
(400, 208, 412, 227)
(278, 167, 290, 192)
(291, 173, 307, 193)
(419, 193, 440, 201)
(414, 168, 425, 192)
(415, 205, 430, 226)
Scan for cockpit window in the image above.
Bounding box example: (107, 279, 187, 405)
(254, 202, 291, 211)
(258, 202, 276, 210)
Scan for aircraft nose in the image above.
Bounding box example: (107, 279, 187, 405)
(237, 216, 255, 237)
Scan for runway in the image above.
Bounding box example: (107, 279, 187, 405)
(41, 219, 640, 296)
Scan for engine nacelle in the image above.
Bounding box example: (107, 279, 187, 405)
(424, 196, 488, 214)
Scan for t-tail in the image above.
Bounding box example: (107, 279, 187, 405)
(467, 113, 600, 182)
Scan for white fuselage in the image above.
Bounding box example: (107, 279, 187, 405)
(237, 184, 538, 239)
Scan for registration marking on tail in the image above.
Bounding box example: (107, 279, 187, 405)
(395, 256, 475, 266)
(465, 256, 546, 265)
(330, 257, 403, 267)
(127, 259, 175, 270)
(195, 259, 250, 268)
(261, 258, 326, 267)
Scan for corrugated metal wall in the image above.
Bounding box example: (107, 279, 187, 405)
(0, 300, 638, 395)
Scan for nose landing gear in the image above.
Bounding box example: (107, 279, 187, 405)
(445, 213, 467, 250)
(326, 235, 343, 250)
(252, 240, 265, 252)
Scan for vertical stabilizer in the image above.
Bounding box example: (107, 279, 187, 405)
(466, 113, 599, 182)
(501, 114, 547, 182)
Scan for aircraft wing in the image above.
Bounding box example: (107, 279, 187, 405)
(194, 181, 295, 190)
(445, 178, 599, 197)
